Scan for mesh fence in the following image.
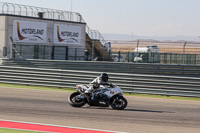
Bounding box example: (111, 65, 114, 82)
(11, 44, 200, 65)
(111, 51, 200, 65)
(12, 44, 85, 61)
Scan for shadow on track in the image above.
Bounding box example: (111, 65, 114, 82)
(124, 108, 174, 113)
(82, 106, 174, 113)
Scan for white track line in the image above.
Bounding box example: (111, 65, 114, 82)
(0, 119, 128, 133)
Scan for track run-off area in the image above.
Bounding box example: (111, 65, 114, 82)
(0, 87, 200, 133)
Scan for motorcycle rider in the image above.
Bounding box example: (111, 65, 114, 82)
(85, 73, 112, 94)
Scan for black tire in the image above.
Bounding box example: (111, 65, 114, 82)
(110, 96, 128, 110)
(68, 92, 86, 107)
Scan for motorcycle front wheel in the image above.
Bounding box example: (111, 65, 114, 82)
(110, 96, 127, 110)
(68, 92, 86, 107)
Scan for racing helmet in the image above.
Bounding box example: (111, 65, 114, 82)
(100, 73, 109, 82)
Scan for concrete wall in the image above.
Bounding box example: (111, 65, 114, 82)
(0, 16, 7, 58)
(1, 15, 86, 60)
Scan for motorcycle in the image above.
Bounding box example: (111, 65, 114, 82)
(68, 83, 128, 110)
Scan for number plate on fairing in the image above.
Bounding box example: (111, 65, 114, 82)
(110, 91, 115, 94)
(104, 88, 122, 97)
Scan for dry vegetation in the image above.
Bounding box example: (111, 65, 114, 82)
(111, 40, 200, 54)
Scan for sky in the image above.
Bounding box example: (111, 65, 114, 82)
(1, 0, 200, 39)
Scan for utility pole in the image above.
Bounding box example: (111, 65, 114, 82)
(136, 40, 139, 63)
(70, 0, 73, 21)
(131, 33, 134, 52)
(92, 41, 94, 61)
(131, 33, 134, 62)
(71, 0, 73, 12)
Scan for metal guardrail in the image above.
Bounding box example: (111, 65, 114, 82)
(0, 65, 200, 97)
(2, 59, 200, 77)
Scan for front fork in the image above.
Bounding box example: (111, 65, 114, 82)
(110, 95, 121, 104)
(83, 93, 91, 105)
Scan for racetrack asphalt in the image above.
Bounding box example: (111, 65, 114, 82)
(0, 87, 200, 133)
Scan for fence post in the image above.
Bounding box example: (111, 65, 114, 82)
(13, 44, 16, 59)
(194, 54, 196, 65)
(51, 46, 55, 60)
(182, 42, 187, 64)
(65, 46, 68, 60)
(75, 48, 77, 60)
(118, 51, 120, 62)
(128, 51, 130, 62)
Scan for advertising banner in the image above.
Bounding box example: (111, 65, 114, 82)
(13, 20, 47, 43)
(54, 24, 82, 45)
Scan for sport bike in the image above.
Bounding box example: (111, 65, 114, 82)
(68, 83, 128, 110)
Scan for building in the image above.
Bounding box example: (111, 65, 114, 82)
(0, 2, 110, 61)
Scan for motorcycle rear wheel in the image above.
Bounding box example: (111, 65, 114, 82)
(68, 92, 86, 107)
(110, 96, 127, 110)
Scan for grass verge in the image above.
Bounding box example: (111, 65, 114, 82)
(0, 83, 200, 101)
(0, 83, 75, 92)
(125, 93, 200, 101)
(0, 128, 47, 133)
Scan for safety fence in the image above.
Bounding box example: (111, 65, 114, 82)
(0, 65, 200, 97)
(1, 59, 200, 77)
(113, 52, 200, 65)
(12, 45, 85, 61)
